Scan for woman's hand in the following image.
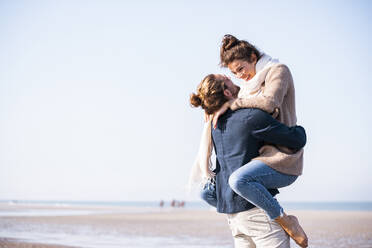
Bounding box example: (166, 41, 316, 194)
(212, 100, 234, 129)
(204, 111, 212, 122)
(271, 107, 280, 119)
(203, 169, 216, 180)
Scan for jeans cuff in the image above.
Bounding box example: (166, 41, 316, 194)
(270, 207, 284, 220)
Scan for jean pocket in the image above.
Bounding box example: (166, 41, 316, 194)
(238, 209, 272, 237)
(227, 215, 241, 237)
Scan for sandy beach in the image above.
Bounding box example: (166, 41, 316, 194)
(1, 203, 372, 248)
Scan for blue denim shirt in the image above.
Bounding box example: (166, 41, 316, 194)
(212, 108, 306, 214)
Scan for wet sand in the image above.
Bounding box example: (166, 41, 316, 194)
(0, 238, 78, 248)
(0, 203, 372, 247)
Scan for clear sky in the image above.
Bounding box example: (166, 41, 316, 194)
(1, 0, 371, 202)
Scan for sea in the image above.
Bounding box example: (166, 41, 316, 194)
(0, 200, 372, 213)
(1, 200, 372, 212)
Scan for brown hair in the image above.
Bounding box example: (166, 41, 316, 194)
(190, 74, 228, 115)
(220, 34, 262, 67)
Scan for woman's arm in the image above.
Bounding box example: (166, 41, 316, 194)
(231, 64, 292, 114)
(249, 109, 306, 151)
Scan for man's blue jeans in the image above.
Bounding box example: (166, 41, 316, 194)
(201, 160, 298, 220)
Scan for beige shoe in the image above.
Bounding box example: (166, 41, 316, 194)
(275, 213, 308, 247)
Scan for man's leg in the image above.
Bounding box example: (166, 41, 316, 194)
(227, 213, 256, 248)
(229, 208, 290, 248)
(233, 234, 256, 248)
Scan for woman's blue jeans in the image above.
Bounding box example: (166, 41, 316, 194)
(200, 178, 217, 208)
(200, 160, 298, 220)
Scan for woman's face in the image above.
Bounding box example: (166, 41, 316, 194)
(228, 59, 257, 82)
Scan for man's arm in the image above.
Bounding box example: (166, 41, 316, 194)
(250, 110, 306, 151)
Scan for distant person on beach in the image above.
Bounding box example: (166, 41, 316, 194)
(189, 35, 308, 247)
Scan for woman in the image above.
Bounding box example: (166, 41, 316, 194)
(192, 34, 307, 247)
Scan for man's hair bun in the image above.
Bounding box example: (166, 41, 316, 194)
(190, 93, 202, 108)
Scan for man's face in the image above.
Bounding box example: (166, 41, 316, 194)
(216, 74, 240, 99)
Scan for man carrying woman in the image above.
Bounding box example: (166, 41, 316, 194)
(189, 35, 308, 247)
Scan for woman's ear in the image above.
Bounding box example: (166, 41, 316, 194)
(251, 53, 257, 64)
(224, 89, 233, 98)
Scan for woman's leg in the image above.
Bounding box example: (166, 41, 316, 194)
(228, 160, 307, 247)
(228, 160, 297, 220)
(200, 179, 217, 207)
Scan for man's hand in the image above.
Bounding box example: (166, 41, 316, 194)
(212, 100, 234, 129)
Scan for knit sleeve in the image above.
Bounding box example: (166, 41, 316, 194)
(230, 64, 291, 114)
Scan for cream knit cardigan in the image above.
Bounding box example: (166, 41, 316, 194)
(231, 63, 304, 176)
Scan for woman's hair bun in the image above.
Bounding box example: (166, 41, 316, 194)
(190, 93, 202, 107)
(221, 34, 239, 51)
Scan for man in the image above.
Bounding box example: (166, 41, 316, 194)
(191, 74, 307, 247)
